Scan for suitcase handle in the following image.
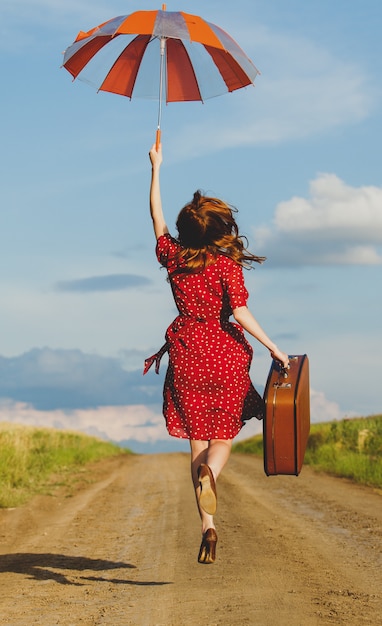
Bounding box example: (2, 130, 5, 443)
(277, 356, 297, 379)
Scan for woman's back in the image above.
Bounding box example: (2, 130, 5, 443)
(157, 234, 249, 321)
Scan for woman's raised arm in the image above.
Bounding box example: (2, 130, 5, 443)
(149, 143, 168, 239)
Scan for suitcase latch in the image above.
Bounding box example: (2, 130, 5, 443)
(273, 382, 292, 389)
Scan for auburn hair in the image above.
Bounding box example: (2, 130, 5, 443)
(175, 190, 266, 272)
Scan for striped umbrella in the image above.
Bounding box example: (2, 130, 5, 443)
(63, 6, 260, 146)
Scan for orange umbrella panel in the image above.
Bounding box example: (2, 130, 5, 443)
(63, 10, 260, 104)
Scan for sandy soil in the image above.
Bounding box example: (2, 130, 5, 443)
(0, 453, 381, 626)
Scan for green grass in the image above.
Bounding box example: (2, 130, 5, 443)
(233, 414, 382, 488)
(0, 423, 129, 508)
(3, 415, 381, 509)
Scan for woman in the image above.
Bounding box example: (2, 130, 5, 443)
(145, 144, 289, 564)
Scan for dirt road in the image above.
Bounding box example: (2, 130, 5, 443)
(0, 453, 381, 626)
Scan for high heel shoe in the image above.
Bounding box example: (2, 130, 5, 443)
(198, 528, 218, 564)
(197, 463, 217, 515)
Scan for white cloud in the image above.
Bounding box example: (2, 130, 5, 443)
(0, 387, 346, 451)
(274, 174, 382, 239)
(309, 388, 345, 423)
(321, 245, 382, 265)
(253, 174, 382, 266)
(0, 399, 168, 444)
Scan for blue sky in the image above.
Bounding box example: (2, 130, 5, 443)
(1, 0, 381, 452)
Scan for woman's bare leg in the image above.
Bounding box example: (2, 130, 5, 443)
(190, 438, 233, 533)
(206, 439, 232, 480)
(190, 439, 213, 533)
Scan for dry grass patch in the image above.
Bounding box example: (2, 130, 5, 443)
(0, 422, 128, 508)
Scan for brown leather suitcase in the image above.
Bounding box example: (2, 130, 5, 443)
(263, 354, 310, 476)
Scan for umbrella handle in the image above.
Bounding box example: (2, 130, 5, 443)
(156, 129, 161, 150)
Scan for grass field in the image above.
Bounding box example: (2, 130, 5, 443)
(0, 423, 128, 508)
(1, 415, 381, 509)
(233, 414, 382, 488)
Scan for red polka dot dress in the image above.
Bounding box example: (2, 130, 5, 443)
(145, 234, 264, 440)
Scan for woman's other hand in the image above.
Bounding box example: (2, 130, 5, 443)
(270, 347, 289, 370)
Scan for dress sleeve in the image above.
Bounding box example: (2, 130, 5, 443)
(223, 259, 249, 309)
(156, 234, 179, 268)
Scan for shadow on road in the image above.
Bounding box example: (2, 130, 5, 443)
(0, 553, 172, 586)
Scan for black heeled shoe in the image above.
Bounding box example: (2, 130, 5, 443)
(197, 464, 217, 515)
(198, 528, 218, 564)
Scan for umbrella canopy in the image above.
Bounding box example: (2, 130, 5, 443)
(62, 8, 259, 142)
